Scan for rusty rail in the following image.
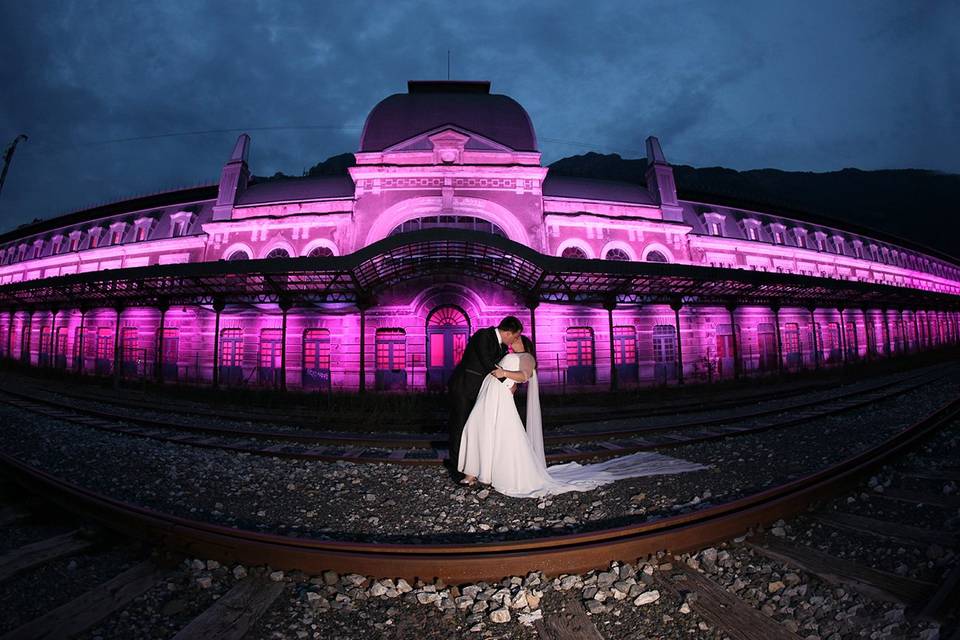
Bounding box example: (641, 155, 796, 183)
(1, 396, 957, 583)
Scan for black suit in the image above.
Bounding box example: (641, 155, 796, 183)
(447, 327, 508, 469)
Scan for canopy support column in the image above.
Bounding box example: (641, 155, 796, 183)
(807, 304, 819, 371)
(279, 298, 292, 392)
(112, 303, 124, 388)
(156, 301, 169, 383)
(212, 299, 225, 390)
(772, 305, 783, 376)
(671, 298, 684, 385)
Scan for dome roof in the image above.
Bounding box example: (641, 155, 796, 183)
(359, 81, 537, 152)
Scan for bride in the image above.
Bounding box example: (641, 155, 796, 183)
(457, 336, 707, 498)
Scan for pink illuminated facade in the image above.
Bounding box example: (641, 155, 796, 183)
(1, 80, 958, 393)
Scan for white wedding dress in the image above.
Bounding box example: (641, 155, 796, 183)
(458, 352, 708, 498)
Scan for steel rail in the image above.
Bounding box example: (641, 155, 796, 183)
(0, 367, 860, 431)
(0, 366, 942, 451)
(1, 397, 957, 583)
(0, 373, 942, 466)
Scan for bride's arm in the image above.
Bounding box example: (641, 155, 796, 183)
(492, 368, 528, 383)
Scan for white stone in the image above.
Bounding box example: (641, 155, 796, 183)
(634, 590, 661, 606)
(269, 571, 285, 582)
(489, 607, 511, 623)
(518, 610, 543, 626)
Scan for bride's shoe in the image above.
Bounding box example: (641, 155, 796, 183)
(459, 475, 478, 487)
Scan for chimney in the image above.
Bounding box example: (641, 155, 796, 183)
(644, 136, 683, 222)
(212, 134, 251, 221)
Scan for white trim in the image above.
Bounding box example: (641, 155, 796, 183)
(640, 242, 674, 263)
(222, 242, 254, 261)
(600, 240, 637, 261)
(556, 238, 595, 259)
(301, 238, 339, 257)
(259, 240, 296, 259)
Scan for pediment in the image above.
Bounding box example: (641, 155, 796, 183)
(384, 125, 514, 154)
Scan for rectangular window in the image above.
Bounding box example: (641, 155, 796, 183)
(566, 327, 594, 366)
(121, 327, 139, 376)
(136, 226, 147, 241)
(783, 323, 800, 355)
(259, 328, 283, 386)
(375, 329, 406, 370)
(173, 221, 186, 237)
(375, 329, 406, 390)
(565, 326, 596, 385)
(220, 328, 243, 367)
(96, 328, 113, 360)
(158, 327, 179, 361)
(32, 244, 42, 258)
(303, 329, 331, 370)
(111, 229, 123, 245)
(774, 231, 784, 244)
(845, 321, 858, 359)
(89, 233, 99, 249)
(73, 326, 84, 364)
(612, 326, 637, 365)
(303, 328, 331, 389)
(795, 232, 806, 249)
(746, 226, 758, 241)
(708, 222, 721, 237)
(70, 235, 80, 251)
(55, 327, 68, 367)
(39, 325, 51, 365)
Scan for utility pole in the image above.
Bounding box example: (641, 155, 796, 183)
(0, 134, 28, 200)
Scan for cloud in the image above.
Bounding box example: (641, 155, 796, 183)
(0, 0, 956, 231)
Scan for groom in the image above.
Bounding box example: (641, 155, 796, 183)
(447, 316, 523, 476)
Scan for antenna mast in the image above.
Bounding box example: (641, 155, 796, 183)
(447, 50, 451, 80)
(0, 134, 27, 201)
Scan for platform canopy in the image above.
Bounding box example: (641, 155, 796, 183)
(0, 230, 957, 311)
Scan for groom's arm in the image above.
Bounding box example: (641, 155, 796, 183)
(474, 330, 502, 375)
(470, 330, 503, 382)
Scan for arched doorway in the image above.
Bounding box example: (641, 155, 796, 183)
(426, 305, 470, 388)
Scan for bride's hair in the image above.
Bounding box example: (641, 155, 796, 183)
(520, 335, 536, 367)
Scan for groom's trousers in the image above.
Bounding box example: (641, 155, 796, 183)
(447, 369, 486, 471)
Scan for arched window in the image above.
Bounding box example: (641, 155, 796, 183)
(645, 251, 668, 263)
(307, 246, 334, 258)
(604, 248, 630, 261)
(227, 250, 250, 261)
(561, 246, 588, 260)
(265, 248, 290, 259)
(426, 306, 470, 388)
(389, 215, 506, 237)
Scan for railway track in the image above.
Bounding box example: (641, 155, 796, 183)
(1, 394, 957, 586)
(1, 392, 957, 637)
(0, 481, 291, 640)
(0, 366, 866, 433)
(0, 366, 950, 465)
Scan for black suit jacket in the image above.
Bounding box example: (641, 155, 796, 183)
(453, 327, 506, 383)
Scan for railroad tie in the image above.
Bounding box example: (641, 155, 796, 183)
(873, 487, 960, 510)
(812, 511, 956, 548)
(0, 531, 94, 582)
(654, 563, 802, 640)
(748, 537, 934, 605)
(533, 595, 604, 640)
(0, 561, 167, 640)
(170, 578, 286, 640)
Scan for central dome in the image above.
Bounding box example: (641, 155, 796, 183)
(359, 81, 538, 152)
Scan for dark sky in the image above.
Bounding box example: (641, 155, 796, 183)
(1, 0, 957, 233)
